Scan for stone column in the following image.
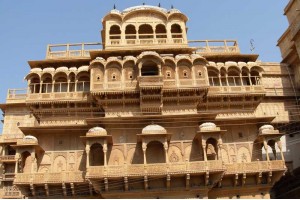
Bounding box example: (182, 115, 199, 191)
(164, 142, 169, 163)
(239, 75, 243, 86)
(39, 81, 43, 93)
(276, 140, 285, 161)
(158, 64, 162, 76)
(218, 75, 222, 86)
(175, 64, 180, 87)
(15, 152, 20, 173)
(263, 140, 270, 161)
(31, 152, 37, 173)
(52, 80, 55, 93)
(138, 62, 143, 77)
(85, 145, 90, 169)
(103, 142, 108, 166)
(202, 141, 207, 161)
(142, 142, 147, 165)
(191, 65, 196, 86)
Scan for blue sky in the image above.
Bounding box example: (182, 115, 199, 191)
(0, 0, 289, 131)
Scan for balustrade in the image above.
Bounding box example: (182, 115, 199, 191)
(225, 160, 285, 174)
(14, 172, 85, 184)
(2, 186, 22, 198)
(0, 155, 16, 162)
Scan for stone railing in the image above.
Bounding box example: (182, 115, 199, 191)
(188, 40, 240, 54)
(87, 160, 224, 178)
(26, 91, 89, 102)
(138, 76, 164, 88)
(46, 43, 102, 59)
(0, 155, 16, 162)
(208, 85, 265, 95)
(225, 160, 286, 174)
(14, 171, 85, 184)
(0, 134, 24, 143)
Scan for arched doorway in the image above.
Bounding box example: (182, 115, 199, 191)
(146, 141, 165, 164)
(90, 143, 104, 166)
(21, 151, 32, 173)
(141, 61, 159, 76)
(206, 138, 218, 160)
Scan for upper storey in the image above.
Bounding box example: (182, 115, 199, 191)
(102, 5, 188, 50)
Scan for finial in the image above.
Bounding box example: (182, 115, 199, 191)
(113, 4, 116, 9)
(171, 5, 174, 9)
(158, 3, 161, 7)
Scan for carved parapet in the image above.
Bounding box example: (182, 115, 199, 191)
(15, 172, 85, 185)
(138, 76, 163, 88)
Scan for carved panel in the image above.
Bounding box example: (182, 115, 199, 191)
(53, 155, 67, 172)
(237, 146, 251, 163)
(168, 146, 183, 163)
(108, 149, 125, 165)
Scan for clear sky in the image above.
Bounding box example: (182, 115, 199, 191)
(0, 0, 289, 131)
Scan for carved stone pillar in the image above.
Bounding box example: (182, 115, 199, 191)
(218, 75, 222, 86)
(263, 140, 270, 161)
(191, 65, 196, 86)
(39, 81, 43, 93)
(239, 75, 243, 86)
(276, 140, 285, 161)
(142, 142, 147, 165)
(103, 143, 107, 167)
(138, 62, 142, 76)
(31, 152, 37, 173)
(225, 74, 229, 86)
(158, 64, 162, 76)
(175, 65, 180, 87)
(15, 152, 20, 173)
(85, 146, 90, 169)
(52, 80, 55, 93)
(202, 141, 207, 161)
(164, 142, 169, 163)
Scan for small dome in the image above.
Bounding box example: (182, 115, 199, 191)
(30, 68, 42, 72)
(56, 66, 69, 72)
(259, 125, 274, 132)
(69, 67, 77, 72)
(23, 135, 38, 142)
(43, 67, 55, 73)
(123, 5, 168, 13)
(199, 122, 216, 130)
(142, 124, 167, 134)
(87, 127, 107, 136)
(78, 65, 89, 72)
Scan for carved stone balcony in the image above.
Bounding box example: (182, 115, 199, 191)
(138, 76, 164, 89)
(14, 171, 85, 185)
(225, 160, 286, 175)
(87, 160, 224, 179)
(0, 155, 16, 163)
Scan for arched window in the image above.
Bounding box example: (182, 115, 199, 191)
(125, 24, 136, 39)
(146, 141, 165, 164)
(138, 24, 154, 39)
(171, 24, 182, 38)
(109, 25, 121, 39)
(54, 73, 68, 92)
(206, 138, 218, 160)
(21, 151, 32, 173)
(242, 69, 250, 86)
(41, 76, 52, 93)
(29, 76, 40, 94)
(141, 61, 159, 76)
(90, 143, 104, 166)
(250, 70, 260, 85)
(155, 24, 167, 38)
(77, 72, 90, 92)
(227, 68, 241, 86)
(208, 69, 220, 86)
